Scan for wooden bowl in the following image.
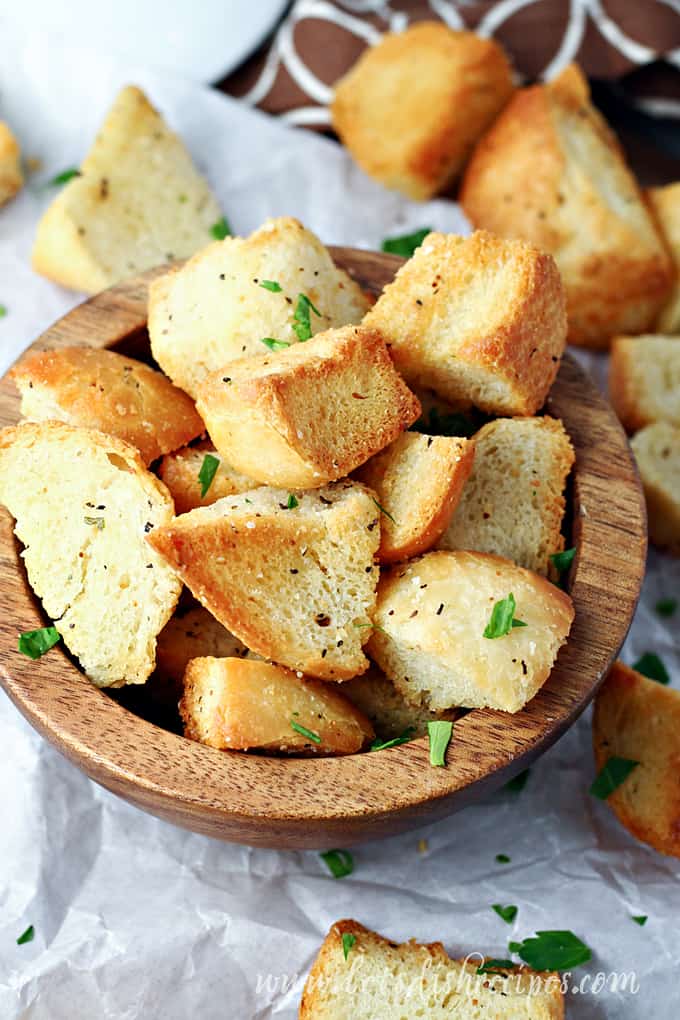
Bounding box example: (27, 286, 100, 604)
(0, 248, 647, 849)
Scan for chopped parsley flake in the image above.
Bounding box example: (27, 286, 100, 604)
(550, 547, 576, 577)
(631, 915, 647, 926)
(381, 227, 431, 259)
(484, 594, 527, 639)
(48, 167, 80, 186)
(506, 769, 530, 793)
(370, 727, 415, 752)
(342, 933, 356, 960)
(18, 626, 60, 660)
(292, 293, 321, 341)
(321, 849, 354, 878)
(493, 904, 518, 924)
(371, 498, 396, 525)
(198, 453, 220, 498)
(496, 853, 511, 863)
(590, 756, 639, 799)
(0, 304, 7, 318)
(84, 515, 105, 530)
(427, 719, 453, 767)
(655, 598, 677, 618)
(512, 930, 592, 971)
(291, 719, 321, 744)
(286, 493, 299, 509)
(476, 959, 515, 976)
(260, 337, 290, 351)
(210, 216, 231, 240)
(632, 652, 670, 685)
(260, 280, 282, 292)
(16, 925, 35, 945)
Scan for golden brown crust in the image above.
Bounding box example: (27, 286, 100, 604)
(158, 441, 259, 514)
(592, 661, 680, 858)
(11, 346, 204, 466)
(646, 183, 680, 333)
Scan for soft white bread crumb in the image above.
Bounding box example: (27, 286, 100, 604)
(300, 919, 564, 1019)
(158, 441, 260, 514)
(609, 334, 680, 433)
(149, 216, 371, 398)
(368, 550, 574, 712)
(647, 183, 680, 333)
(148, 481, 381, 680)
(196, 325, 421, 489)
(31, 85, 222, 293)
(0, 122, 23, 206)
(180, 657, 373, 755)
(341, 665, 457, 741)
(363, 230, 566, 416)
(12, 346, 204, 466)
(156, 604, 248, 687)
(438, 417, 574, 575)
(631, 422, 680, 554)
(354, 431, 475, 563)
(0, 421, 181, 686)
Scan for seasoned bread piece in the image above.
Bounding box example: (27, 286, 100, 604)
(593, 661, 680, 858)
(181, 657, 373, 755)
(300, 920, 564, 1019)
(0, 421, 181, 687)
(148, 481, 381, 680)
(11, 346, 204, 466)
(0, 122, 23, 206)
(342, 665, 457, 742)
(159, 441, 259, 514)
(647, 183, 680, 333)
(461, 65, 672, 349)
(631, 422, 680, 554)
(368, 550, 574, 712)
(149, 216, 370, 398)
(196, 325, 421, 489)
(156, 605, 247, 687)
(438, 417, 574, 575)
(32, 85, 222, 294)
(331, 23, 514, 201)
(354, 432, 475, 563)
(609, 335, 680, 433)
(363, 230, 566, 416)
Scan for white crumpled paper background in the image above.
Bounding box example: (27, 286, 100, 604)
(1, 28, 679, 1020)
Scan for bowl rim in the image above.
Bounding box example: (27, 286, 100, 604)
(0, 247, 647, 848)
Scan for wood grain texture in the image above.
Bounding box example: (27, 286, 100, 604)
(0, 249, 647, 848)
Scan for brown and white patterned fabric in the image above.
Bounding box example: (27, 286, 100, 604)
(223, 0, 680, 128)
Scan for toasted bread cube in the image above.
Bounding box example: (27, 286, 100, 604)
(300, 920, 564, 1019)
(149, 216, 370, 398)
(180, 657, 373, 755)
(461, 65, 672, 349)
(148, 481, 381, 680)
(331, 23, 514, 201)
(0, 122, 23, 206)
(11, 346, 204, 466)
(0, 421, 181, 687)
(647, 183, 680, 333)
(354, 432, 475, 563)
(363, 230, 566, 416)
(609, 335, 680, 433)
(31, 86, 222, 294)
(593, 661, 680, 858)
(158, 441, 259, 514)
(156, 605, 248, 688)
(341, 665, 457, 742)
(631, 422, 680, 554)
(196, 325, 421, 489)
(368, 550, 574, 712)
(438, 417, 574, 575)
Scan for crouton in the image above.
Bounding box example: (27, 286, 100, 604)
(354, 432, 475, 563)
(331, 23, 514, 201)
(0, 421, 181, 687)
(460, 64, 672, 349)
(341, 665, 457, 742)
(32, 86, 222, 294)
(438, 417, 574, 575)
(158, 441, 259, 514)
(196, 325, 421, 489)
(363, 230, 566, 417)
(368, 550, 574, 712)
(299, 920, 564, 1019)
(609, 335, 680, 433)
(0, 122, 23, 206)
(156, 604, 248, 687)
(147, 481, 380, 680)
(180, 657, 373, 755)
(631, 422, 680, 554)
(647, 183, 680, 333)
(149, 216, 371, 398)
(592, 660, 680, 858)
(11, 346, 204, 466)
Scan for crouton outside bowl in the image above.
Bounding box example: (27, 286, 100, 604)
(0, 248, 646, 849)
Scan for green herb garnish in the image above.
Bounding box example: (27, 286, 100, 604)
(321, 849, 354, 879)
(506, 769, 530, 793)
(631, 915, 647, 926)
(550, 547, 576, 577)
(342, 933, 357, 960)
(496, 853, 511, 863)
(210, 216, 231, 240)
(260, 280, 282, 292)
(484, 594, 527, 639)
(370, 727, 415, 752)
(286, 493, 299, 509)
(292, 293, 321, 342)
(18, 626, 60, 660)
(655, 598, 677, 618)
(48, 167, 80, 186)
(198, 453, 220, 498)
(632, 652, 670, 685)
(372, 498, 396, 525)
(381, 227, 431, 259)
(476, 958, 515, 976)
(590, 757, 639, 800)
(508, 941, 522, 953)
(493, 904, 518, 924)
(260, 337, 290, 351)
(291, 719, 321, 744)
(83, 515, 105, 530)
(512, 930, 591, 971)
(0, 304, 7, 318)
(16, 925, 34, 945)
(427, 719, 453, 767)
